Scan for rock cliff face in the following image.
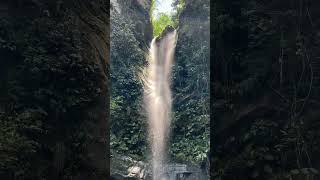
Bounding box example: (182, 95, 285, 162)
(73, 1, 109, 179)
(178, 0, 210, 42)
(170, 0, 210, 172)
(0, 1, 109, 179)
(110, 0, 152, 178)
(111, 0, 152, 47)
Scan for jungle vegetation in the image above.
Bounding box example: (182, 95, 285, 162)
(110, 0, 210, 168)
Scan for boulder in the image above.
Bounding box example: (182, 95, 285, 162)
(111, 154, 149, 179)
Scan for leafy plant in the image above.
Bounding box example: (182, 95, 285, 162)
(152, 13, 175, 37)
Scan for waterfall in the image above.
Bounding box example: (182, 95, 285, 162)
(143, 28, 177, 180)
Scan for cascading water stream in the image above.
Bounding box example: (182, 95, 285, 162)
(143, 28, 177, 180)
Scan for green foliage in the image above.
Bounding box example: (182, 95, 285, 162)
(150, 0, 185, 37)
(170, 114, 209, 163)
(169, 0, 210, 165)
(152, 13, 175, 37)
(171, 0, 185, 27)
(110, 10, 147, 158)
(111, 0, 210, 167)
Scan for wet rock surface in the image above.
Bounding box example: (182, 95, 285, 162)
(110, 154, 150, 179)
(111, 153, 208, 180)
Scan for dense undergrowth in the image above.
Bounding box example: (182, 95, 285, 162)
(111, 0, 210, 167)
(110, 8, 147, 158)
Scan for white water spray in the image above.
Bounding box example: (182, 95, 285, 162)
(143, 28, 177, 180)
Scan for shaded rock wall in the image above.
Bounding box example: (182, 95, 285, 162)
(0, 1, 109, 179)
(212, 0, 320, 179)
(72, 1, 109, 179)
(111, 0, 152, 47)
